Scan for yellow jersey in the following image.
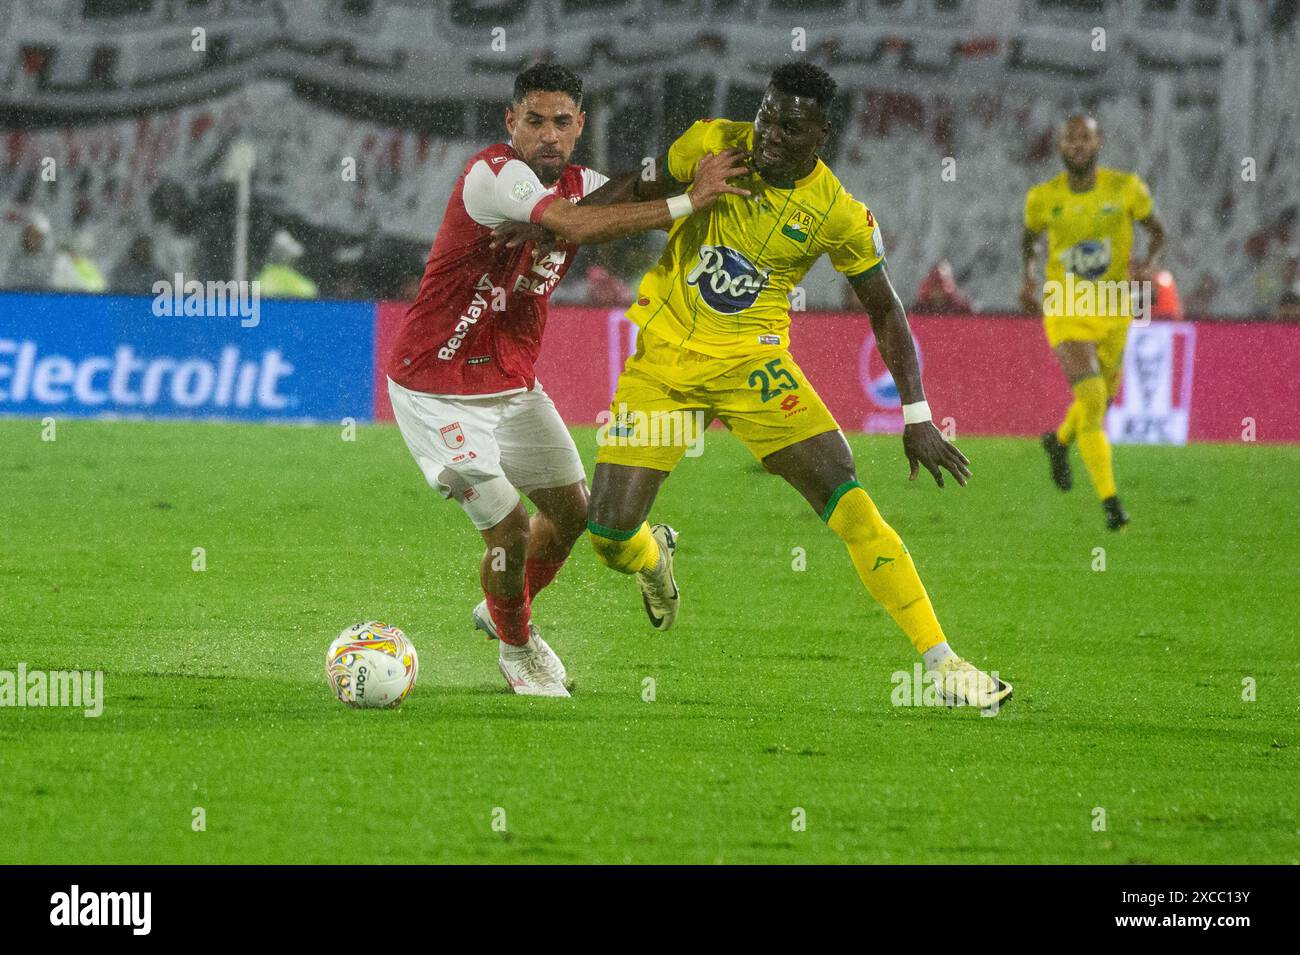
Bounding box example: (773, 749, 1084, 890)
(627, 118, 885, 359)
(1024, 167, 1153, 292)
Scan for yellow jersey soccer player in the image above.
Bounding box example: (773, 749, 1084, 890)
(538, 64, 1009, 708)
(1020, 114, 1166, 531)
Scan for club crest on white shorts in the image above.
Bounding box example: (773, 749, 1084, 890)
(439, 422, 465, 449)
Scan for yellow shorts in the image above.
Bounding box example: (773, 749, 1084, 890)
(1043, 314, 1131, 381)
(595, 328, 839, 472)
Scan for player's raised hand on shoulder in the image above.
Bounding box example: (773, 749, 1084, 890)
(904, 421, 971, 488)
(687, 148, 752, 210)
(489, 221, 557, 253)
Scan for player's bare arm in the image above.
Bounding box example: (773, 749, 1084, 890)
(852, 264, 971, 488)
(492, 153, 678, 253)
(576, 153, 681, 206)
(1020, 226, 1043, 314)
(1132, 211, 1166, 278)
(489, 157, 671, 246)
(491, 148, 750, 248)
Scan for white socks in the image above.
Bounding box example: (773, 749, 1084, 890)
(923, 641, 957, 672)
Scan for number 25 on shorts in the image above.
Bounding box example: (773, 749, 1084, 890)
(748, 358, 799, 403)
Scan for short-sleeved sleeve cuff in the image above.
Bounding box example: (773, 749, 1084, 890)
(529, 193, 560, 224)
(846, 260, 886, 285)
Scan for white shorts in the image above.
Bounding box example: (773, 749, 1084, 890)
(387, 377, 586, 531)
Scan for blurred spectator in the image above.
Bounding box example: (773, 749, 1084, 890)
(1149, 269, 1182, 320)
(1183, 271, 1219, 317)
(1249, 241, 1293, 314)
(398, 273, 423, 302)
(327, 243, 366, 299)
(256, 229, 318, 298)
(109, 234, 161, 294)
(360, 235, 426, 300)
(6, 212, 56, 290)
(147, 180, 197, 277)
(52, 229, 107, 292)
(1127, 256, 1181, 321)
(1276, 254, 1300, 322)
(913, 260, 972, 313)
(584, 264, 631, 308)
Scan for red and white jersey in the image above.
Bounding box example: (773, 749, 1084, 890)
(387, 142, 608, 396)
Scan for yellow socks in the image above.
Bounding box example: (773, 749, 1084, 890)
(589, 520, 659, 574)
(1055, 400, 1085, 446)
(1067, 375, 1117, 500)
(824, 482, 946, 654)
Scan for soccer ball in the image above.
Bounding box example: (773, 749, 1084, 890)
(326, 621, 419, 708)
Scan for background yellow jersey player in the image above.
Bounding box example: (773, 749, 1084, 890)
(498, 63, 1010, 708)
(1020, 114, 1166, 531)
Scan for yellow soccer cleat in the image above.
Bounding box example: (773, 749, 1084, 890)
(637, 523, 680, 631)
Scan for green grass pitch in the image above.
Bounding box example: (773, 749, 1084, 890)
(0, 418, 1296, 864)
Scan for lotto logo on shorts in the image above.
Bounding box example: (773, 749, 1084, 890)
(439, 422, 465, 449)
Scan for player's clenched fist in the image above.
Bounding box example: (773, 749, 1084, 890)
(687, 148, 753, 210)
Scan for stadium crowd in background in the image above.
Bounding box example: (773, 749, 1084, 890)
(6, 172, 1299, 320)
(8, 195, 1300, 322)
(912, 260, 973, 314)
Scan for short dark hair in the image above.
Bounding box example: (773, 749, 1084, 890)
(513, 63, 583, 108)
(769, 62, 836, 113)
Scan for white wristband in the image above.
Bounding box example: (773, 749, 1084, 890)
(902, 400, 931, 425)
(666, 194, 694, 220)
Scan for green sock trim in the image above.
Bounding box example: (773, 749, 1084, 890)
(587, 520, 641, 542)
(820, 480, 864, 523)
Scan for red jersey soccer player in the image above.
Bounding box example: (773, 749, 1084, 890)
(387, 64, 747, 697)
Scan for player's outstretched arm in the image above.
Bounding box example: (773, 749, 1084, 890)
(577, 154, 680, 207)
(851, 265, 971, 488)
(537, 148, 750, 245)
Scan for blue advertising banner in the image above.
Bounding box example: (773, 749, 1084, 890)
(0, 292, 376, 423)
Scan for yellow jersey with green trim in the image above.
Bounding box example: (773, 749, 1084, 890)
(627, 118, 885, 359)
(1024, 167, 1153, 294)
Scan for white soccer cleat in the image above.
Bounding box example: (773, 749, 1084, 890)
(472, 598, 501, 640)
(473, 599, 567, 685)
(637, 523, 680, 631)
(930, 656, 1013, 710)
(498, 637, 570, 697)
